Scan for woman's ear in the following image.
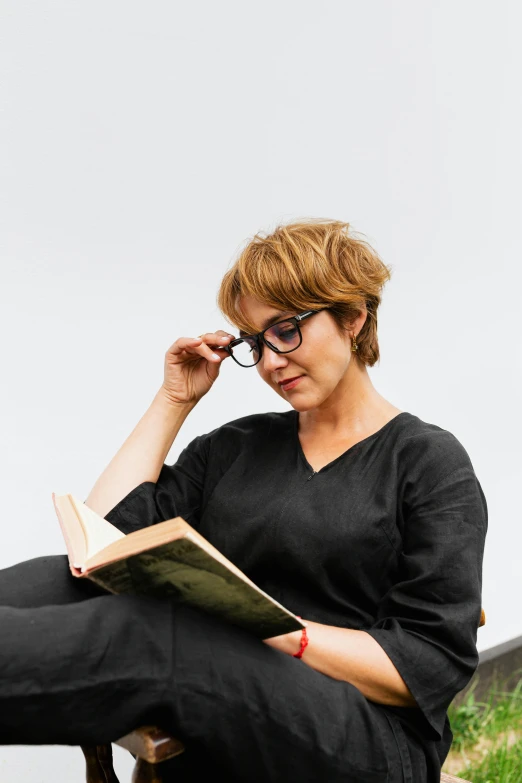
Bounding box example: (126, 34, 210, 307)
(354, 305, 368, 335)
(343, 302, 368, 335)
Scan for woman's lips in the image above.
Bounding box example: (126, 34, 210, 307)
(280, 375, 304, 391)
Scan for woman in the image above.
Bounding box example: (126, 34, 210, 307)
(0, 218, 487, 783)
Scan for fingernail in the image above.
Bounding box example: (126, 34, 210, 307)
(211, 353, 221, 360)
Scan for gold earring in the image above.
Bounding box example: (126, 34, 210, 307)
(351, 333, 358, 352)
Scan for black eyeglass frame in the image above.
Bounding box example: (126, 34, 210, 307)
(224, 308, 329, 368)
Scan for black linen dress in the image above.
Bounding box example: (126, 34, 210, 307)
(102, 409, 488, 782)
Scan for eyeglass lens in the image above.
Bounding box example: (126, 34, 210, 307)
(230, 320, 300, 366)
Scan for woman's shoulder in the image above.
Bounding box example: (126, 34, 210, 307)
(393, 411, 478, 489)
(197, 409, 293, 447)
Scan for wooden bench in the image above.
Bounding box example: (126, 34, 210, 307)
(81, 608, 486, 783)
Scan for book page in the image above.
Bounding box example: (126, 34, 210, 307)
(81, 514, 301, 627)
(52, 492, 87, 569)
(88, 538, 304, 639)
(54, 500, 306, 639)
(69, 495, 125, 561)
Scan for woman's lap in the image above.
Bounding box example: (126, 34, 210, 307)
(0, 555, 403, 782)
(164, 600, 402, 782)
(0, 554, 107, 607)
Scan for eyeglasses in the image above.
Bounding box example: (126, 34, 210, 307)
(223, 309, 329, 368)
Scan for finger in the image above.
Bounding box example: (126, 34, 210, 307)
(194, 338, 224, 362)
(168, 334, 233, 360)
(169, 337, 207, 356)
(199, 331, 234, 340)
(200, 333, 235, 349)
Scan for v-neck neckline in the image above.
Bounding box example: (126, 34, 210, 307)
(291, 409, 411, 475)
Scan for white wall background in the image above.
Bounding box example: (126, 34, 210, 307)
(1, 1, 521, 779)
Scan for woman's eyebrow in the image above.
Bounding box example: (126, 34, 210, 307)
(239, 311, 294, 337)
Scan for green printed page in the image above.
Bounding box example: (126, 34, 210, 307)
(87, 537, 302, 639)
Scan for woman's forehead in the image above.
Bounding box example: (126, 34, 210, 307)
(237, 296, 295, 333)
(238, 312, 296, 337)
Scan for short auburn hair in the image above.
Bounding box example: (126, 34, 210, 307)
(217, 217, 392, 367)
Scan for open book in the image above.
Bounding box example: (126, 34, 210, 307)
(52, 492, 305, 639)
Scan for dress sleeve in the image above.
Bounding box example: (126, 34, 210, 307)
(100, 433, 209, 535)
(364, 451, 488, 741)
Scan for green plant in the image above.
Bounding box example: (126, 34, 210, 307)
(456, 735, 522, 783)
(444, 670, 522, 782)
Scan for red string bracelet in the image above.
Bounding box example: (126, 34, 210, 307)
(293, 616, 309, 659)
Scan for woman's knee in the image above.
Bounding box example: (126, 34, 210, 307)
(0, 554, 107, 608)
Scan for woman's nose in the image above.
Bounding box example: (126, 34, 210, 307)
(260, 345, 289, 372)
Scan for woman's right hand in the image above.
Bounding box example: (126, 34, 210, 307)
(161, 330, 236, 406)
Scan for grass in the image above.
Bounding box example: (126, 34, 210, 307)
(443, 668, 522, 782)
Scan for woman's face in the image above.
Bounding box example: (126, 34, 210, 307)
(237, 295, 366, 411)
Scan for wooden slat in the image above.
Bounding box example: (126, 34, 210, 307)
(115, 725, 185, 764)
(441, 773, 472, 783)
